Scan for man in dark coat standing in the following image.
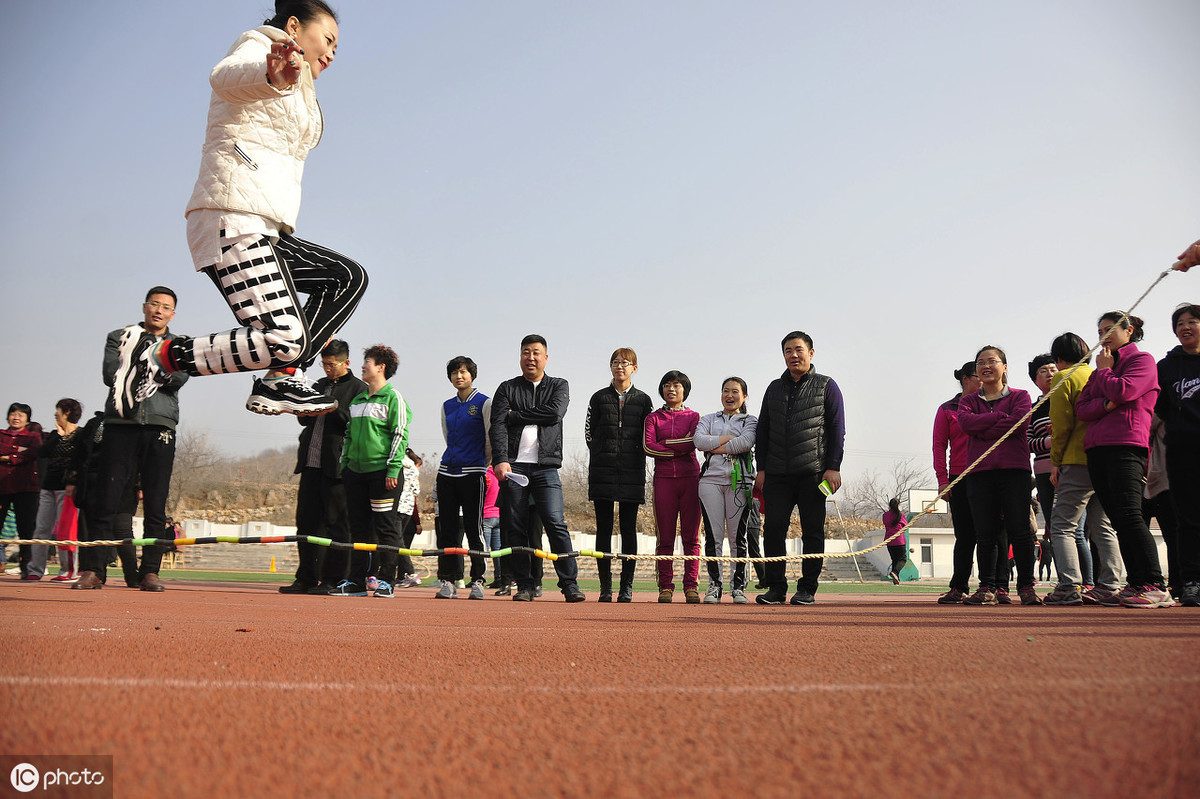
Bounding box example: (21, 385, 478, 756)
(280, 339, 368, 594)
(753, 331, 846, 606)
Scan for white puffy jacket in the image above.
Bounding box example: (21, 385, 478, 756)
(185, 26, 322, 234)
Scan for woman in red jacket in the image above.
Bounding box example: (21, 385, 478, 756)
(932, 361, 982, 603)
(644, 371, 701, 604)
(1077, 312, 1168, 608)
(957, 346, 1040, 606)
(1, 403, 42, 580)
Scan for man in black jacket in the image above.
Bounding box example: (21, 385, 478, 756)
(491, 335, 585, 602)
(753, 330, 846, 606)
(76, 287, 190, 592)
(280, 339, 369, 594)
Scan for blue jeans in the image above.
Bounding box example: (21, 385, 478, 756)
(482, 517, 500, 552)
(501, 465, 579, 591)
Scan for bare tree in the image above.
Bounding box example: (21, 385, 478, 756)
(842, 458, 933, 519)
(169, 427, 226, 509)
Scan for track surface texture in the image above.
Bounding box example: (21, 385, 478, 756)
(2, 577, 1198, 797)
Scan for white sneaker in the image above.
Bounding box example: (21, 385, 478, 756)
(246, 375, 338, 417)
(434, 580, 457, 599)
(731, 589, 748, 604)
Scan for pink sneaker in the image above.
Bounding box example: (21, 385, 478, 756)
(963, 586, 997, 605)
(1083, 585, 1122, 606)
(1119, 585, 1175, 609)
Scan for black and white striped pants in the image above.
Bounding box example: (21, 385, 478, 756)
(178, 231, 367, 375)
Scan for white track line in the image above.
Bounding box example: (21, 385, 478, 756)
(1, 674, 1196, 695)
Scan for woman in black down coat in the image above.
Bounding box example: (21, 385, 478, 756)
(586, 348, 653, 603)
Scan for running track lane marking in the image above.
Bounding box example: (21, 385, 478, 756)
(2, 675, 1197, 694)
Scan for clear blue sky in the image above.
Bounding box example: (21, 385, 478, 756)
(3, 1, 1198, 489)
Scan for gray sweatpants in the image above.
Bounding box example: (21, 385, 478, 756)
(698, 478, 752, 591)
(1050, 464, 1124, 591)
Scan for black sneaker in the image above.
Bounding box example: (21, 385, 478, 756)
(307, 583, 336, 595)
(246, 376, 338, 417)
(756, 587, 787, 605)
(278, 581, 311, 594)
(790, 590, 815, 605)
(563, 585, 586, 603)
(110, 325, 148, 418)
(513, 587, 535, 601)
(1181, 582, 1200, 607)
(495, 582, 515, 596)
(533, 584, 543, 598)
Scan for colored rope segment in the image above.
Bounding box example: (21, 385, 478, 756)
(9, 536, 853, 563)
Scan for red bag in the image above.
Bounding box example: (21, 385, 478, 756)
(53, 494, 79, 553)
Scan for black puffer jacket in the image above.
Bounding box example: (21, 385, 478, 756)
(586, 384, 652, 503)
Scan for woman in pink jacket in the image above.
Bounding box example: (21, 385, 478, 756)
(957, 346, 1040, 606)
(1077, 312, 1170, 608)
(932, 361, 986, 604)
(644, 371, 701, 604)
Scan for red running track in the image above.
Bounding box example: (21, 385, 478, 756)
(1, 577, 1198, 797)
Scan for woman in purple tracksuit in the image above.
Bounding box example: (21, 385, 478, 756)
(1077, 312, 1169, 608)
(644, 371, 701, 604)
(958, 345, 1040, 606)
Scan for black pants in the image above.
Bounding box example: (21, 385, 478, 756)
(594, 500, 640, 590)
(1166, 440, 1200, 586)
(946, 474, 980, 592)
(887, 544, 906, 576)
(746, 501, 766, 584)
(501, 465, 577, 591)
(1089, 445, 1162, 587)
(395, 513, 417, 576)
(761, 472, 826, 595)
(344, 467, 402, 588)
(293, 467, 350, 587)
(81, 424, 176, 578)
(178, 232, 367, 374)
(966, 469, 1034, 590)
(435, 473, 487, 583)
(0, 492, 38, 577)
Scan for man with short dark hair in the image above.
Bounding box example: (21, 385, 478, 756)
(491, 335, 585, 602)
(280, 339, 368, 595)
(75, 288, 190, 591)
(753, 331, 845, 606)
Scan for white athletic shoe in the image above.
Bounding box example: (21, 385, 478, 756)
(245, 376, 338, 417)
(109, 325, 146, 418)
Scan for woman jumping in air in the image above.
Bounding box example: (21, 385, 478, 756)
(113, 0, 367, 420)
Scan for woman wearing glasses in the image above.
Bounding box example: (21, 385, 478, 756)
(957, 346, 1040, 605)
(585, 349, 653, 602)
